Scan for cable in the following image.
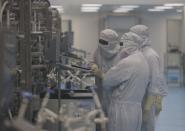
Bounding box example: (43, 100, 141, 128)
(0, 1, 9, 27)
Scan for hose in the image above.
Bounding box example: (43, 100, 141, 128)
(0, 1, 9, 27)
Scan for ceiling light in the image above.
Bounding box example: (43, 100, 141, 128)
(120, 5, 139, 9)
(164, 3, 184, 7)
(81, 8, 99, 11)
(113, 8, 132, 13)
(117, 8, 133, 11)
(81, 7, 99, 10)
(81, 7, 99, 12)
(81, 4, 102, 12)
(155, 6, 173, 9)
(81, 10, 98, 12)
(51, 5, 63, 9)
(148, 9, 165, 12)
(114, 10, 129, 13)
(81, 9, 99, 12)
(113, 6, 135, 13)
(113, 5, 139, 13)
(82, 4, 102, 7)
(51, 5, 64, 13)
(177, 9, 183, 13)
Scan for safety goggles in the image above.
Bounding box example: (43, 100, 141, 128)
(120, 42, 123, 46)
(99, 39, 109, 46)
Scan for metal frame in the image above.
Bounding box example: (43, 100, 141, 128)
(166, 19, 183, 87)
(19, 0, 32, 91)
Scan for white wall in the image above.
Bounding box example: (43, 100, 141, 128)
(62, 13, 100, 60)
(167, 20, 182, 48)
(51, 0, 185, 17)
(141, 13, 182, 69)
(182, 7, 185, 53)
(103, 15, 140, 37)
(62, 12, 183, 66)
(141, 14, 167, 69)
(51, 0, 185, 6)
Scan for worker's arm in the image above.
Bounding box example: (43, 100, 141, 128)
(103, 59, 131, 90)
(144, 54, 167, 117)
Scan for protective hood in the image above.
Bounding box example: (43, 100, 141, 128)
(99, 29, 120, 59)
(130, 25, 150, 47)
(119, 32, 142, 58)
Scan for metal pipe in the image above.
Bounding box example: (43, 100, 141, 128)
(6, 9, 10, 28)
(67, 71, 107, 131)
(33, 10, 37, 32)
(36, 92, 50, 128)
(18, 98, 29, 119)
(0, 1, 9, 26)
(31, 65, 47, 69)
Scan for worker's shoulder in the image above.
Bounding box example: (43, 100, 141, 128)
(121, 51, 144, 65)
(143, 47, 159, 58)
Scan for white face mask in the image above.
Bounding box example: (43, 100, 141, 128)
(99, 29, 120, 59)
(121, 40, 138, 56)
(119, 32, 142, 58)
(99, 40, 120, 59)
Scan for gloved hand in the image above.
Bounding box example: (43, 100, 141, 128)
(155, 96, 163, 116)
(91, 64, 99, 72)
(91, 64, 103, 78)
(10, 68, 17, 76)
(143, 95, 155, 122)
(143, 110, 150, 122)
(144, 95, 155, 111)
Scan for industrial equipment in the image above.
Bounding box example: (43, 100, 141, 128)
(6, 70, 108, 131)
(0, 1, 108, 131)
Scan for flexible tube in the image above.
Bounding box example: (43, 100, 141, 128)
(0, 1, 9, 27)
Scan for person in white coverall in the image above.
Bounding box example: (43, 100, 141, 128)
(103, 32, 149, 131)
(130, 25, 168, 131)
(92, 29, 120, 115)
(93, 29, 120, 73)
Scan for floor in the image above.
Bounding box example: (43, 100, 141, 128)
(156, 86, 185, 131)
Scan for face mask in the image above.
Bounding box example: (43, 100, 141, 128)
(120, 42, 123, 46)
(120, 39, 138, 56)
(99, 39, 120, 59)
